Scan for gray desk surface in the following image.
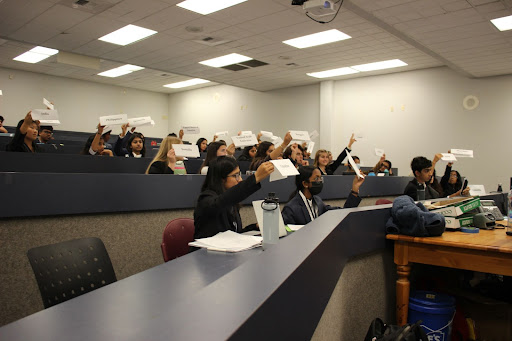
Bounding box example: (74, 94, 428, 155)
(0, 205, 391, 341)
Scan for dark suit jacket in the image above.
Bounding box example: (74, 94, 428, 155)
(319, 147, 350, 175)
(404, 179, 439, 201)
(193, 175, 261, 239)
(147, 161, 174, 174)
(281, 191, 361, 225)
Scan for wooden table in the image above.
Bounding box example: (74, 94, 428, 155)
(386, 227, 512, 325)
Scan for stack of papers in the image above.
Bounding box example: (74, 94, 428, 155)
(189, 230, 262, 252)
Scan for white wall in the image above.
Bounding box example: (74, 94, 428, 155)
(0, 68, 169, 138)
(331, 66, 512, 192)
(167, 83, 320, 143)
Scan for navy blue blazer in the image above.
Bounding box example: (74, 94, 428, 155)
(281, 191, 361, 226)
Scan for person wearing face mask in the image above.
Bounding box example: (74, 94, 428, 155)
(281, 166, 365, 226)
(6, 112, 42, 153)
(314, 134, 357, 175)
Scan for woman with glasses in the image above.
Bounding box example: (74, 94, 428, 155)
(114, 123, 146, 158)
(282, 166, 365, 226)
(314, 133, 357, 175)
(440, 159, 470, 197)
(193, 156, 274, 240)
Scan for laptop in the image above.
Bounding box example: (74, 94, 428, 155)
(252, 200, 288, 238)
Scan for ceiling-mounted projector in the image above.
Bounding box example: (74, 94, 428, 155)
(303, 0, 337, 16)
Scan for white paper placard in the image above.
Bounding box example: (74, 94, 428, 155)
(260, 130, 273, 137)
(39, 119, 61, 126)
(182, 126, 200, 134)
(240, 130, 253, 136)
(0, 90, 3, 95)
(260, 135, 274, 142)
(355, 132, 365, 141)
(271, 136, 283, 147)
(469, 184, 485, 196)
(307, 141, 315, 155)
(232, 134, 258, 147)
(375, 148, 384, 157)
(43, 98, 54, 110)
(269, 159, 299, 182)
(128, 116, 153, 127)
(173, 144, 200, 158)
(346, 151, 364, 179)
(150, 120, 155, 127)
(289, 130, 310, 141)
(450, 149, 473, 158)
(31, 109, 59, 121)
(215, 131, 228, 137)
(441, 153, 457, 162)
(99, 114, 128, 126)
(309, 130, 319, 140)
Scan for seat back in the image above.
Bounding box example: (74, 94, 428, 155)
(375, 199, 393, 205)
(161, 218, 195, 262)
(27, 237, 117, 309)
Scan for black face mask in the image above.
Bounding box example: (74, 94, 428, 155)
(309, 181, 323, 196)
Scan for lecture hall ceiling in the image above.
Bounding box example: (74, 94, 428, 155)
(0, 0, 511, 93)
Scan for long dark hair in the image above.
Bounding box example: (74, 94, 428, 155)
(289, 166, 316, 201)
(250, 141, 273, 170)
(201, 156, 239, 194)
(199, 141, 226, 173)
(7, 119, 38, 152)
(80, 134, 101, 155)
(127, 132, 146, 157)
(196, 137, 207, 152)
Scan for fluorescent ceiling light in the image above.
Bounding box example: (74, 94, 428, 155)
(283, 29, 351, 49)
(164, 78, 210, 89)
(99, 24, 157, 46)
(98, 64, 144, 78)
(177, 0, 247, 15)
(199, 53, 252, 67)
(307, 67, 359, 78)
(351, 59, 407, 72)
(13, 46, 58, 64)
(491, 15, 512, 31)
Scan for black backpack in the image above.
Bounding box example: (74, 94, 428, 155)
(364, 318, 429, 341)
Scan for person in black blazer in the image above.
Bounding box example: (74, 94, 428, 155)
(314, 133, 357, 175)
(114, 123, 146, 157)
(404, 156, 440, 201)
(193, 156, 274, 240)
(282, 166, 365, 226)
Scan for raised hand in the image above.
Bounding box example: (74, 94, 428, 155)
(254, 161, 274, 183)
(348, 133, 356, 149)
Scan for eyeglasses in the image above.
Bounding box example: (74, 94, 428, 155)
(310, 176, 324, 183)
(227, 172, 243, 180)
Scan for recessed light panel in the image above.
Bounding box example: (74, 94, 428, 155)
(351, 59, 407, 72)
(177, 0, 247, 15)
(99, 24, 157, 46)
(307, 67, 359, 78)
(491, 15, 512, 31)
(199, 53, 252, 67)
(164, 78, 210, 89)
(98, 65, 144, 78)
(283, 29, 351, 49)
(13, 46, 58, 64)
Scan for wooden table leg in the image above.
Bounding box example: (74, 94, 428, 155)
(396, 264, 411, 326)
(394, 241, 411, 326)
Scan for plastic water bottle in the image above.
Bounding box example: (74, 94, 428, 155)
(497, 183, 503, 192)
(262, 193, 279, 250)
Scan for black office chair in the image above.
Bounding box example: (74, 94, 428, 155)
(27, 237, 117, 309)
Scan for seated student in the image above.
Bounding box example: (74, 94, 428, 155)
(80, 125, 114, 156)
(0, 116, 7, 133)
(237, 145, 257, 162)
(6, 112, 42, 153)
(146, 137, 185, 174)
(440, 162, 470, 197)
(283, 143, 309, 168)
(114, 123, 145, 158)
(345, 155, 360, 173)
(199, 141, 236, 174)
(404, 156, 440, 201)
(282, 166, 365, 226)
(36, 125, 54, 144)
(249, 132, 293, 170)
(370, 154, 393, 175)
(193, 156, 274, 239)
(314, 134, 357, 175)
(196, 137, 208, 153)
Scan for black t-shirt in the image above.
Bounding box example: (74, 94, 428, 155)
(6, 131, 41, 153)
